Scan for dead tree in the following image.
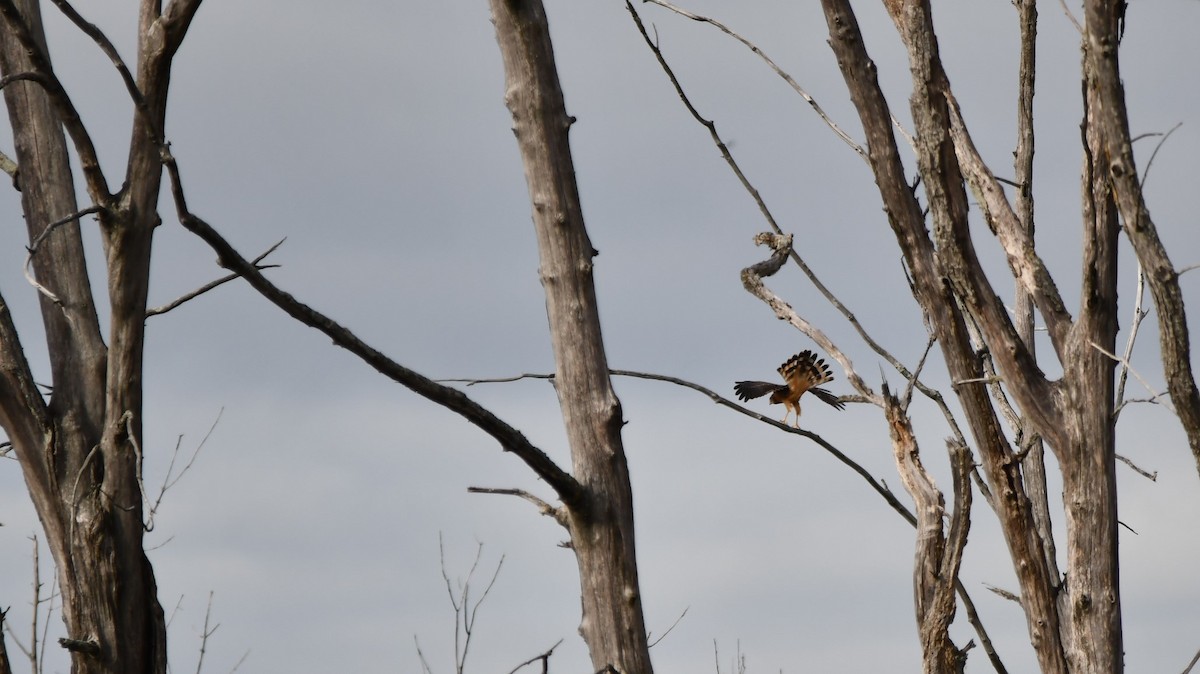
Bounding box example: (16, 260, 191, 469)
(813, 0, 1200, 670)
(0, 1, 202, 673)
(631, 0, 1199, 671)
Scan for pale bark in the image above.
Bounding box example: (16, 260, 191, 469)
(0, 1, 201, 672)
(819, 0, 1069, 670)
(489, 1, 652, 671)
(884, 390, 970, 674)
(814, 0, 1154, 670)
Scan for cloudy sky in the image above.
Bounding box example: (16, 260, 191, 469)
(2, 1, 1199, 672)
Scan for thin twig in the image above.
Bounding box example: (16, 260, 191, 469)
(1138, 122, 1183, 189)
(227, 649, 251, 674)
(505, 639, 563, 674)
(22, 206, 103, 304)
(414, 636, 434, 674)
(456, 368, 915, 527)
(648, 606, 689, 648)
(1115, 265, 1148, 421)
(195, 592, 218, 674)
(1090, 341, 1174, 413)
(147, 241, 285, 318)
(984, 584, 1021, 605)
(1056, 0, 1082, 32)
(30, 535, 40, 674)
(1181, 644, 1200, 674)
(640, 0, 867, 160)
(145, 408, 224, 531)
(1115, 453, 1157, 481)
(466, 487, 565, 526)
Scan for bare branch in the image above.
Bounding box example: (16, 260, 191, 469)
(1057, 0, 1083, 32)
(1115, 453, 1156, 481)
(159, 0, 205, 55)
(1138, 122, 1182, 189)
(30, 535, 40, 673)
(0, 0, 112, 203)
(625, 1, 788, 238)
(1114, 266, 1149, 420)
(985, 584, 1022, 605)
(147, 241, 285, 318)
(46, 0, 158, 142)
(1090, 341, 1173, 412)
(640, 0, 866, 160)
(460, 368, 914, 528)
(194, 592, 218, 674)
(1083, 0, 1200, 475)
(414, 636, 434, 674)
(162, 149, 583, 509)
(740, 232, 877, 403)
(505, 639, 563, 674)
(944, 88, 1072, 359)
(0, 147, 16, 186)
(1182, 645, 1200, 674)
(144, 408, 223, 531)
(465, 487, 566, 526)
(647, 606, 689, 648)
(22, 206, 103, 304)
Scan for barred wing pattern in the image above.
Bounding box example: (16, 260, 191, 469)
(734, 350, 844, 427)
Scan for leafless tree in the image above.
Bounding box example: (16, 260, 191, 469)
(4, 0, 649, 672)
(629, 0, 1200, 671)
(5, 0, 1192, 673)
(0, 1, 201, 672)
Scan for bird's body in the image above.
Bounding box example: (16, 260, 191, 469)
(734, 351, 845, 427)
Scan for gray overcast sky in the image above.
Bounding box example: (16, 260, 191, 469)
(2, 1, 1199, 672)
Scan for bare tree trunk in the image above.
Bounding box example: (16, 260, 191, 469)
(818, 0, 1133, 670)
(489, 1, 653, 672)
(0, 2, 200, 672)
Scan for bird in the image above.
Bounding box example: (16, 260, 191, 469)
(734, 351, 845, 427)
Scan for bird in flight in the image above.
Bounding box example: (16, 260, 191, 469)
(734, 350, 845, 427)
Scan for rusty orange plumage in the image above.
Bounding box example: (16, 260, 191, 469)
(734, 351, 845, 427)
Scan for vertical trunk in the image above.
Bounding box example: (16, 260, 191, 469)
(0, 2, 169, 672)
(819, 2, 1069, 670)
(488, 1, 653, 672)
(1053, 39, 1124, 671)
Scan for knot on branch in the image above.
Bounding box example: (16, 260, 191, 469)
(58, 636, 101, 656)
(741, 232, 792, 290)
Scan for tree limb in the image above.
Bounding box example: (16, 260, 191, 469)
(145, 240, 284, 318)
(0, 0, 112, 203)
(1082, 0, 1200, 477)
(161, 151, 584, 510)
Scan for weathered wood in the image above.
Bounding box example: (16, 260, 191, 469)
(818, 1, 1070, 671)
(489, 1, 652, 672)
(0, 1, 203, 671)
(884, 388, 969, 674)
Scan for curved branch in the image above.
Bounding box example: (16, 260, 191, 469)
(740, 232, 878, 403)
(639, 0, 866, 161)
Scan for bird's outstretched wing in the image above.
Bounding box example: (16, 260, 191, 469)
(733, 380, 784, 402)
(808, 386, 846, 410)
